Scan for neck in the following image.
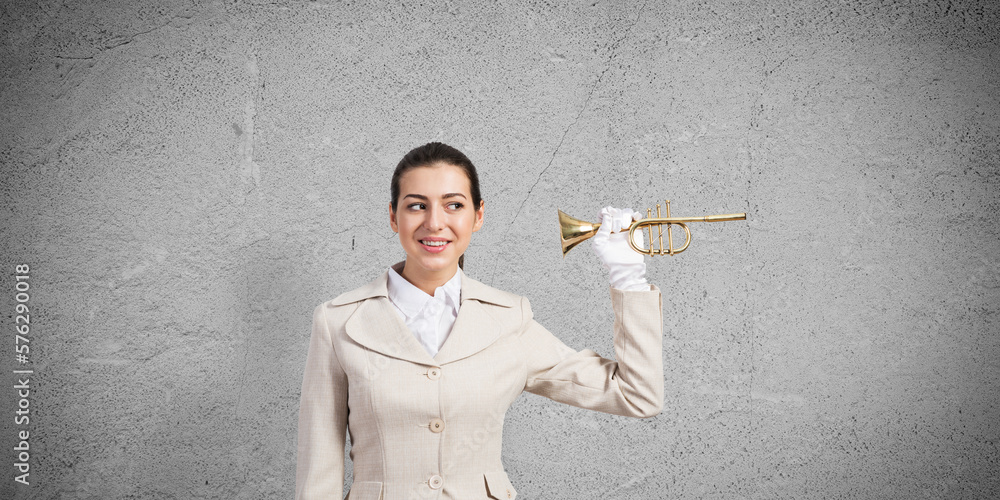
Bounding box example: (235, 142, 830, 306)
(399, 262, 458, 296)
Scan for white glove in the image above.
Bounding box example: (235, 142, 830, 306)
(592, 206, 649, 291)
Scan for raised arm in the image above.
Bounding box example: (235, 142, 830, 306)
(517, 286, 664, 418)
(295, 304, 349, 499)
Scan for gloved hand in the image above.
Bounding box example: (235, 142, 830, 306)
(592, 206, 649, 291)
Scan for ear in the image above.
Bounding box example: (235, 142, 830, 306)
(389, 202, 399, 233)
(472, 200, 485, 232)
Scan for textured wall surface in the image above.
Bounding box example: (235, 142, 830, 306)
(1, 0, 998, 498)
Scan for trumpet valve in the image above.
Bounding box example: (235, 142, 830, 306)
(646, 208, 654, 255)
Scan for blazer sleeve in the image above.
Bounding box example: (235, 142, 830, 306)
(295, 304, 349, 499)
(517, 285, 664, 418)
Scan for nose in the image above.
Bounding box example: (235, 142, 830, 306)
(423, 205, 445, 231)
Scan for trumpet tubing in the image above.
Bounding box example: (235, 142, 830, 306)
(558, 200, 746, 257)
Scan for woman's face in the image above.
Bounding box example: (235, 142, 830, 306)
(390, 162, 484, 280)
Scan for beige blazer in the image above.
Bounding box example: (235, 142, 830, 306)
(295, 262, 663, 500)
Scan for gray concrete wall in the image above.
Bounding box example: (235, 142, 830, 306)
(1, 0, 998, 498)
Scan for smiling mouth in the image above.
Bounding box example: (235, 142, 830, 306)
(420, 240, 450, 247)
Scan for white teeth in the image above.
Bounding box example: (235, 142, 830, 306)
(422, 240, 448, 247)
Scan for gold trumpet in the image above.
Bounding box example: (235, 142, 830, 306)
(558, 200, 746, 257)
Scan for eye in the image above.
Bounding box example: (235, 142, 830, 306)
(407, 202, 426, 210)
(447, 202, 464, 210)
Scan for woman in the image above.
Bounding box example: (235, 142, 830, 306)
(296, 142, 663, 499)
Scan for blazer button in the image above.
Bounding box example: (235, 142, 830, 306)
(507, 488, 512, 498)
(429, 474, 443, 489)
(427, 367, 441, 380)
(429, 418, 444, 433)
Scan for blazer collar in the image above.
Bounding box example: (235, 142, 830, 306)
(331, 261, 516, 366)
(329, 261, 517, 308)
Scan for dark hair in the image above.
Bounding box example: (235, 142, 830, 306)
(390, 142, 483, 269)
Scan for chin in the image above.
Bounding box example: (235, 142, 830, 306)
(406, 252, 456, 270)
(424, 256, 457, 269)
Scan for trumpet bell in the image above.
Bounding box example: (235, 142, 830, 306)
(558, 210, 599, 257)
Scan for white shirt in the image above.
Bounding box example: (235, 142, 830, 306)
(386, 265, 462, 358)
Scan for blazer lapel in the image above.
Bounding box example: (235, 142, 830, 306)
(432, 271, 517, 365)
(335, 266, 438, 366)
(432, 300, 498, 365)
(344, 297, 438, 366)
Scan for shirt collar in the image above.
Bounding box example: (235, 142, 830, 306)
(386, 264, 462, 319)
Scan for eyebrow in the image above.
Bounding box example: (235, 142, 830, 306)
(402, 193, 468, 201)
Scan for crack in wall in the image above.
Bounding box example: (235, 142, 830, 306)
(488, 1, 648, 283)
(57, 8, 199, 60)
(102, 16, 184, 51)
